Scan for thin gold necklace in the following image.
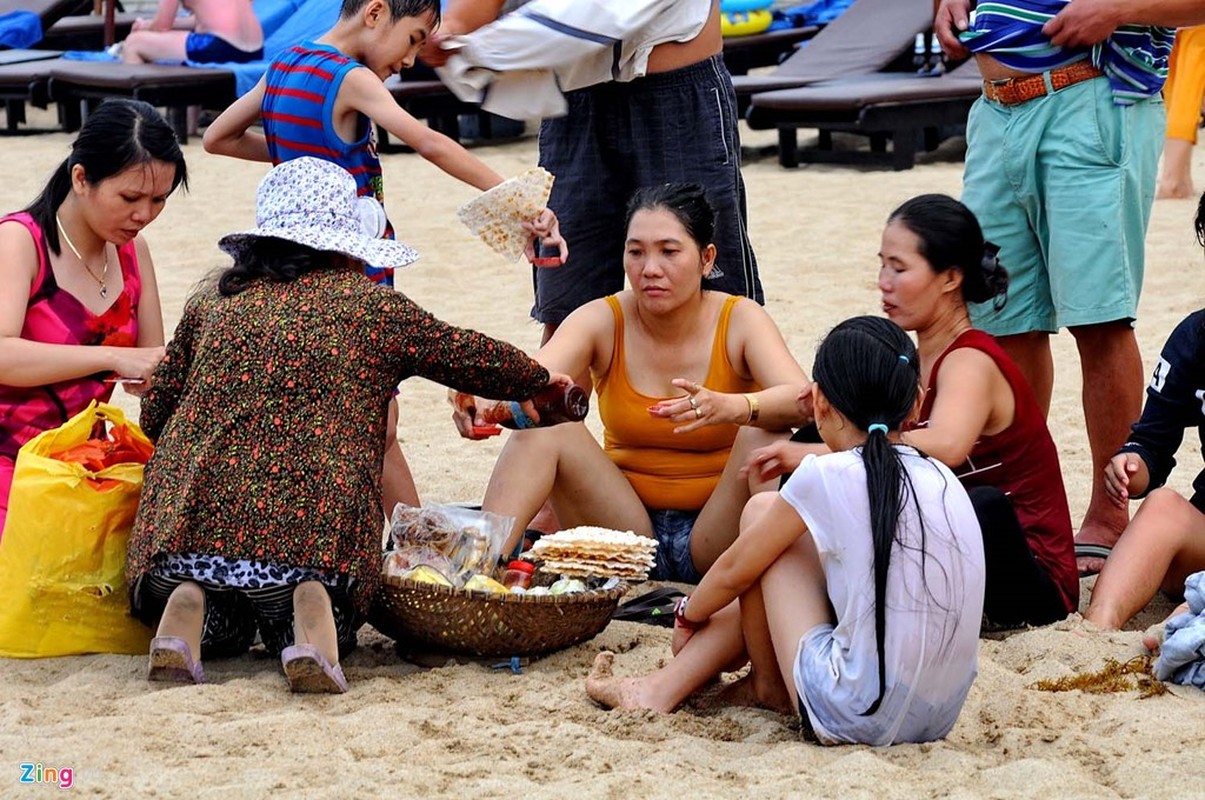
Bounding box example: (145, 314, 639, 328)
(55, 213, 110, 298)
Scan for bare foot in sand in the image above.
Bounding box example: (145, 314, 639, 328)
(1142, 602, 1191, 652)
(585, 652, 669, 712)
(715, 672, 795, 715)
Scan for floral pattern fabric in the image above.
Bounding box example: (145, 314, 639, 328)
(126, 269, 550, 617)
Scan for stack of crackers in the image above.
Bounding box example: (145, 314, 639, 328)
(525, 526, 657, 580)
(456, 166, 555, 261)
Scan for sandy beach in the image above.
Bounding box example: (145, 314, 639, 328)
(2, 114, 1204, 798)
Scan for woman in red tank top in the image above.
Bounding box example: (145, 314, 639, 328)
(0, 99, 188, 532)
(881, 194, 1078, 628)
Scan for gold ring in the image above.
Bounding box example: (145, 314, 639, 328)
(695, 407, 702, 419)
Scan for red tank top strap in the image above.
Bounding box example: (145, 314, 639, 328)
(115, 238, 142, 306)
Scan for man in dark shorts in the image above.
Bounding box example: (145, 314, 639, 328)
(122, 0, 264, 65)
(425, 0, 762, 343)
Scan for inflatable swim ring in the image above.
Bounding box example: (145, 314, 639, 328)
(721, 0, 773, 12)
(721, 9, 773, 37)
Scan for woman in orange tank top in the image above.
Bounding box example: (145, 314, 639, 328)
(452, 184, 809, 581)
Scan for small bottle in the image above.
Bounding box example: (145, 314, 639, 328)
(502, 559, 535, 591)
(483, 384, 590, 430)
(927, 35, 946, 76)
(913, 33, 928, 75)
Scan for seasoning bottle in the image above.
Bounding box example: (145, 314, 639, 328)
(483, 384, 590, 430)
(502, 560, 535, 591)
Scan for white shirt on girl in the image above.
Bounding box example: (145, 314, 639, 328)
(781, 445, 985, 745)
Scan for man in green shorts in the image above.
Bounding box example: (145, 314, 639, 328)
(936, 0, 1205, 575)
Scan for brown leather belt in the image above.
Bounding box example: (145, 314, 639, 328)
(982, 61, 1104, 106)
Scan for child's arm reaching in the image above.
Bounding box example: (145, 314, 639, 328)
(340, 68, 504, 191)
(202, 77, 271, 162)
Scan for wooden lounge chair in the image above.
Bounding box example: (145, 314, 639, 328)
(0, 57, 77, 132)
(722, 24, 821, 77)
(0, 0, 89, 37)
(40, 12, 138, 51)
(731, 0, 936, 115)
(48, 60, 233, 142)
(745, 60, 983, 170)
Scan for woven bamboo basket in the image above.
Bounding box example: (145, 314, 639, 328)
(370, 575, 627, 658)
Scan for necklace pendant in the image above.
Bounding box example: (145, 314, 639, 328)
(99, 285, 108, 299)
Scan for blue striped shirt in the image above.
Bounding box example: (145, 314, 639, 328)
(959, 0, 1174, 105)
(263, 42, 396, 286)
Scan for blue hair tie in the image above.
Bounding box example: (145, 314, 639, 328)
(867, 423, 889, 435)
(898, 354, 909, 363)
(507, 401, 536, 429)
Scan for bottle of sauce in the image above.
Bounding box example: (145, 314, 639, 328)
(502, 560, 535, 592)
(480, 385, 590, 430)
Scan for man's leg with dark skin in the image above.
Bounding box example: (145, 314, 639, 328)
(1069, 320, 1142, 571)
(996, 331, 1055, 417)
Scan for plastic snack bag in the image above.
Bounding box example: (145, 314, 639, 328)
(387, 503, 514, 585)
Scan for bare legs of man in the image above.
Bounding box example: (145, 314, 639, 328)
(998, 321, 1142, 575)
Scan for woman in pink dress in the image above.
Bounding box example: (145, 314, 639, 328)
(0, 99, 188, 533)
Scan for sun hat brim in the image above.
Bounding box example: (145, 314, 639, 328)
(218, 224, 419, 269)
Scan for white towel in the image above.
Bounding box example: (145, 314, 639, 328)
(436, 0, 713, 119)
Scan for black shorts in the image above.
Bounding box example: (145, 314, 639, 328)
(533, 54, 762, 325)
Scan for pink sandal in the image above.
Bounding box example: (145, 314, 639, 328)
(280, 644, 348, 694)
(147, 636, 205, 685)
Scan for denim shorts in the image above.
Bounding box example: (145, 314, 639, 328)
(962, 73, 1164, 334)
(532, 54, 761, 325)
(647, 509, 704, 584)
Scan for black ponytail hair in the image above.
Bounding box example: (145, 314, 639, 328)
(23, 98, 187, 256)
(888, 194, 1008, 310)
(811, 316, 922, 716)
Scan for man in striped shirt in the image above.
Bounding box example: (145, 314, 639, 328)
(936, 0, 1205, 577)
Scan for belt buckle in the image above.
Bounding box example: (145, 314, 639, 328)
(985, 77, 1011, 102)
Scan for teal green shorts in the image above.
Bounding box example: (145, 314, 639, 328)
(961, 73, 1165, 335)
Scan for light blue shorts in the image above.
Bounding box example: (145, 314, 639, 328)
(962, 73, 1164, 334)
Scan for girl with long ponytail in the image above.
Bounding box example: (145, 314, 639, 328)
(587, 316, 986, 746)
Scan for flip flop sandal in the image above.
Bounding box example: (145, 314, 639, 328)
(1075, 543, 1114, 578)
(148, 636, 205, 685)
(612, 587, 687, 628)
(281, 643, 348, 694)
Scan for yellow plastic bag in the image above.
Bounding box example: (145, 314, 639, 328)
(0, 400, 153, 657)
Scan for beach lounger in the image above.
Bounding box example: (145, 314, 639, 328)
(44, 0, 333, 143)
(40, 12, 137, 51)
(0, 0, 86, 49)
(722, 24, 821, 77)
(48, 60, 233, 141)
(731, 0, 936, 115)
(0, 56, 78, 132)
(745, 60, 983, 170)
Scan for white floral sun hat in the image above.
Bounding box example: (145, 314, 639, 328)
(218, 157, 419, 268)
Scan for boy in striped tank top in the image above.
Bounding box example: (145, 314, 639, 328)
(204, 0, 566, 519)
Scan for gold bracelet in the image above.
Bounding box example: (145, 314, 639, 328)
(744, 393, 759, 424)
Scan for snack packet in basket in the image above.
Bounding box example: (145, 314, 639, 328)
(456, 167, 555, 261)
(386, 503, 514, 586)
